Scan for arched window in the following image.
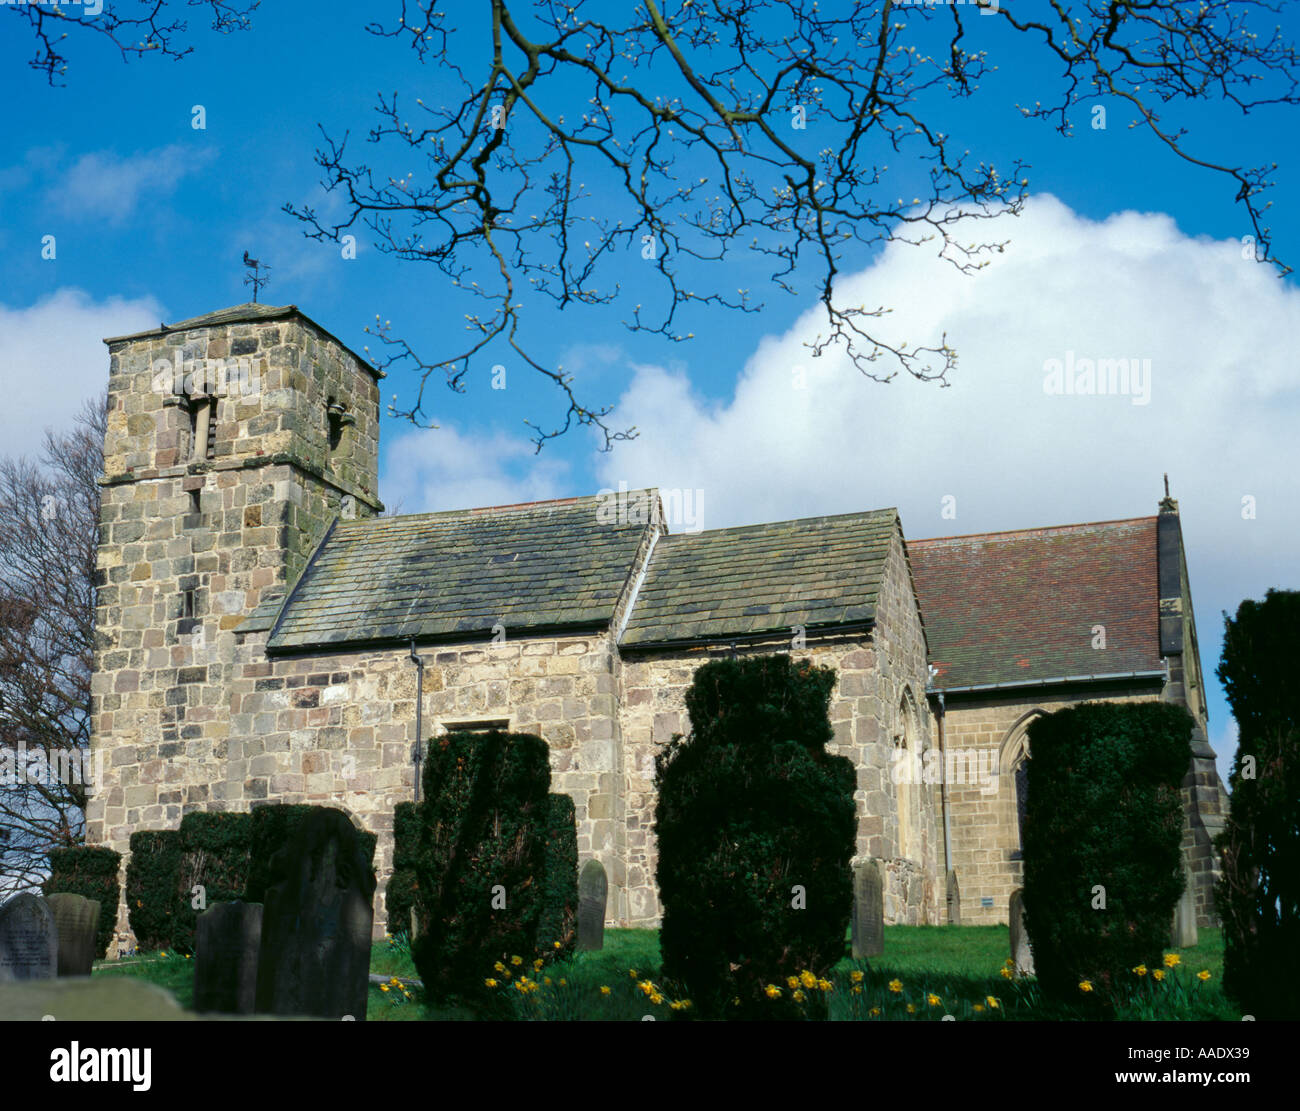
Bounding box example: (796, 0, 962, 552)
(998, 711, 1041, 862)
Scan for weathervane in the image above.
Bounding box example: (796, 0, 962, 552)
(242, 250, 270, 303)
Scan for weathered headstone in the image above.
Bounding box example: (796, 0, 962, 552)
(255, 808, 376, 1020)
(577, 859, 608, 952)
(1171, 867, 1198, 949)
(46, 893, 100, 977)
(1009, 887, 1034, 976)
(851, 859, 884, 958)
(194, 901, 263, 1014)
(946, 870, 961, 926)
(0, 893, 58, 982)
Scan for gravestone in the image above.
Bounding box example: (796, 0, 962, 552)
(851, 859, 884, 959)
(255, 808, 376, 1020)
(0, 893, 58, 982)
(946, 870, 961, 926)
(1171, 867, 1198, 949)
(0, 977, 190, 1021)
(46, 893, 100, 977)
(194, 901, 263, 1014)
(577, 859, 608, 952)
(1009, 887, 1034, 976)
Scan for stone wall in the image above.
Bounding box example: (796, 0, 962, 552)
(937, 684, 1165, 926)
(615, 525, 943, 928)
(89, 624, 625, 945)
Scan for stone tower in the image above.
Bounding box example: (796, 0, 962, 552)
(84, 304, 382, 943)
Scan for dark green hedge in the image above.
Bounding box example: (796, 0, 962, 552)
(410, 730, 551, 1001)
(655, 656, 856, 1019)
(125, 831, 183, 953)
(385, 801, 422, 937)
(1023, 701, 1192, 1007)
(538, 793, 578, 958)
(246, 803, 376, 905)
(1215, 589, 1300, 1020)
(173, 811, 253, 954)
(44, 846, 121, 959)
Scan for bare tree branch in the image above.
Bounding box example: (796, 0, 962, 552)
(275, 2, 1293, 449)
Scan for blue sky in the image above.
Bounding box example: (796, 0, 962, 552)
(1, 1, 1298, 783)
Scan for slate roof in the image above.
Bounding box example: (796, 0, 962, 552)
(908, 517, 1163, 690)
(264, 494, 652, 652)
(619, 509, 898, 648)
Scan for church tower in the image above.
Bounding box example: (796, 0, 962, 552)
(85, 304, 382, 937)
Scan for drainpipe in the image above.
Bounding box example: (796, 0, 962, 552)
(409, 640, 424, 802)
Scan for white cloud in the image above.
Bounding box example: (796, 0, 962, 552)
(55, 146, 215, 224)
(382, 421, 570, 514)
(594, 194, 1300, 770)
(0, 289, 164, 461)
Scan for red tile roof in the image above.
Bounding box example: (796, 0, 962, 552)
(908, 517, 1164, 690)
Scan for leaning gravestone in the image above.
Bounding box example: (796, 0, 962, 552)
(851, 859, 884, 959)
(1171, 867, 1198, 949)
(47, 893, 100, 977)
(1009, 887, 1035, 976)
(577, 859, 608, 952)
(194, 901, 263, 1014)
(946, 870, 961, 926)
(0, 893, 58, 982)
(255, 808, 376, 1020)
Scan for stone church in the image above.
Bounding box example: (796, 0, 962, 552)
(85, 302, 1228, 947)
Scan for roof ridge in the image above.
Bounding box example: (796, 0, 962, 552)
(911, 515, 1157, 546)
(660, 506, 897, 541)
(345, 488, 660, 525)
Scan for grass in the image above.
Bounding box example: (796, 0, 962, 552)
(94, 924, 1238, 1021)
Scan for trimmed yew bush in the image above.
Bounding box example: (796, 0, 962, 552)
(1215, 589, 1300, 1020)
(125, 830, 183, 952)
(409, 730, 551, 1001)
(654, 655, 856, 1019)
(1023, 701, 1192, 1007)
(538, 793, 579, 957)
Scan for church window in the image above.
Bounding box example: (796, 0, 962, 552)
(189, 396, 216, 461)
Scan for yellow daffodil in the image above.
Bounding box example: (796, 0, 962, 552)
(379, 984, 389, 992)
(649, 992, 663, 1005)
(511, 955, 523, 966)
(1000, 967, 1013, 979)
(850, 970, 864, 984)
(559, 979, 567, 986)
(906, 1003, 916, 1014)
(786, 975, 800, 990)
(793, 990, 806, 1003)
(852, 985, 863, 995)
(986, 996, 1000, 1009)
(764, 984, 781, 999)
(973, 1003, 985, 1013)
(1133, 965, 1147, 976)
(927, 993, 941, 1007)
(485, 978, 498, 988)
(494, 961, 506, 973)
(1079, 980, 1093, 993)
(544, 977, 552, 985)
(1153, 969, 1165, 981)
(869, 1005, 880, 1016)
(600, 985, 611, 996)
(888, 978, 903, 994)
(800, 970, 817, 989)
(1163, 953, 1180, 968)
(1197, 970, 1211, 982)
(554, 941, 562, 949)
(818, 979, 833, 993)
(534, 958, 545, 970)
